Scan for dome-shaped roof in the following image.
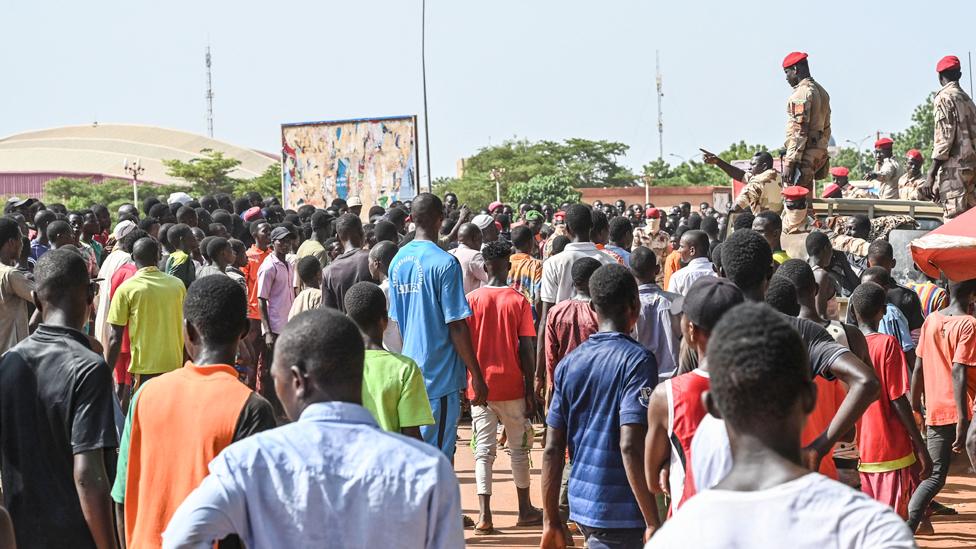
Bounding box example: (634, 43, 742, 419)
(0, 123, 275, 185)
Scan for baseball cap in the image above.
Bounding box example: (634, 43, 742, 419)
(347, 196, 363, 207)
(472, 214, 494, 230)
(270, 226, 292, 242)
(167, 191, 193, 206)
(113, 219, 137, 240)
(669, 277, 744, 331)
(243, 206, 264, 222)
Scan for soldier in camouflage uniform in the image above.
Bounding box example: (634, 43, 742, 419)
(632, 207, 671, 285)
(928, 55, 976, 219)
(898, 150, 929, 201)
(830, 167, 878, 199)
(701, 149, 783, 214)
(782, 52, 832, 196)
(866, 138, 903, 199)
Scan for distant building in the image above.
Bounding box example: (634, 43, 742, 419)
(0, 124, 276, 198)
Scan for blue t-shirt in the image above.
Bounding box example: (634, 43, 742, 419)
(388, 240, 471, 399)
(881, 303, 916, 353)
(547, 331, 657, 529)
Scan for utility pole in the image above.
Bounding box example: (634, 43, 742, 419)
(656, 50, 663, 161)
(205, 45, 214, 138)
(421, 0, 433, 192)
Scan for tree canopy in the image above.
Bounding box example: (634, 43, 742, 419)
(162, 148, 242, 196)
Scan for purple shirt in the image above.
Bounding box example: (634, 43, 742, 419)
(257, 253, 295, 334)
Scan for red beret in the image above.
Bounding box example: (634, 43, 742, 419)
(645, 207, 661, 218)
(822, 183, 841, 198)
(874, 137, 894, 149)
(937, 55, 961, 73)
(554, 211, 566, 221)
(829, 166, 849, 178)
(782, 52, 808, 69)
(781, 186, 809, 200)
(906, 149, 923, 161)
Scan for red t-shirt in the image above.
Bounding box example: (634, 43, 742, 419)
(666, 369, 710, 511)
(244, 245, 271, 320)
(801, 375, 841, 480)
(110, 263, 138, 354)
(465, 286, 537, 401)
(917, 311, 976, 425)
(857, 333, 914, 470)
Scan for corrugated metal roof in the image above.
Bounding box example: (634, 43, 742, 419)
(0, 124, 276, 185)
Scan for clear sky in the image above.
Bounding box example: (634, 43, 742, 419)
(1, 0, 974, 185)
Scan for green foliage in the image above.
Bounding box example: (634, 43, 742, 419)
(162, 149, 242, 196)
(892, 92, 935, 171)
(640, 141, 771, 187)
(235, 164, 281, 202)
(43, 177, 186, 215)
(435, 138, 635, 210)
(507, 175, 582, 207)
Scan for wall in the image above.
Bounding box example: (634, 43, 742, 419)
(578, 185, 733, 208)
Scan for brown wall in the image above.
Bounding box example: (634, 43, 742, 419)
(578, 185, 732, 208)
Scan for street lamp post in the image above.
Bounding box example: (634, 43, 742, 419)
(844, 135, 872, 175)
(123, 158, 144, 204)
(641, 174, 652, 206)
(489, 168, 505, 203)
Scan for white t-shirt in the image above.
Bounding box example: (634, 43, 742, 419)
(646, 473, 916, 548)
(689, 413, 732, 493)
(540, 242, 616, 304)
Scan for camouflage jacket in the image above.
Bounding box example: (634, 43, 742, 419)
(735, 169, 784, 214)
(932, 81, 976, 218)
(785, 78, 832, 163)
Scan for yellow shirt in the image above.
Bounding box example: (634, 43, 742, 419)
(107, 267, 186, 375)
(773, 250, 790, 265)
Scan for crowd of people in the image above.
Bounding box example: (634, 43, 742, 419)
(0, 180, 970, 549)
(1, 51, 976, 549)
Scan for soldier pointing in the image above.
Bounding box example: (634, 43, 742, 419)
(782, 52, 832, 197)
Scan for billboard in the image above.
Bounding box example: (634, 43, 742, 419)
(281, 115, 419, 210)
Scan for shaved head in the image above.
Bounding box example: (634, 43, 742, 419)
(132, 237, 160, 267)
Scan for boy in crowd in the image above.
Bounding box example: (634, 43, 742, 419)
(289, 256, 323, 320)
(464, 240, 542, 534)
(343, 281, 432, 438)
(605, 216, 634, 264)
(542, 264, 658, 549)
(226, 239, 248, 290)
(909, 279, 976, 531)
(508, 225, 543, 317)
(630, 246, 678, 380)
(667, 230, 715, 296)
(860, 267, 917, 366)
(388, 193, 488, 458)
(243, 220, 272, 389)
(644, 277, 743, 511)
(196, 237, 235, 279)
(450, 223, 488, 295)
(162, 309, 463, 548)
(648, 303, 915, 547)
(849, 282, 931, 519)
(0, 249, 118, 549)
(321, 213, 373, 312)
(113, 275, 275, 548)
(164, 223, 197, 288)
(538, 257, 602, 404)
(368, 240, 402, 352)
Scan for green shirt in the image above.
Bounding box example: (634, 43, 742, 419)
(361, 349, 434, 432)
(165, 250, 195, 288)
(107, 267, 186, 375)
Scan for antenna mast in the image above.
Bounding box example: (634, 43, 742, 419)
(656, 50, 663, 161)
(205, 45, 214, 137)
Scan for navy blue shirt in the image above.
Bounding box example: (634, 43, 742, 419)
(547, 331, 657, 529)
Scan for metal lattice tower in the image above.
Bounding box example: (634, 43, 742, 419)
(656, 50, 663, 161)
(205, 45, 214, 137)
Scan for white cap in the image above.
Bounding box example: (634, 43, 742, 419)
(472, 214, 494, 230)
(113, 219, 137, 240)
(167, 191, 193, 205)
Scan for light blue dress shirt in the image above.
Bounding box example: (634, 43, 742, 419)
(636, 283, 679, 379)
(162, 401, 464, 549)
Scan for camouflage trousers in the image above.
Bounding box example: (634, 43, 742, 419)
(936, 164, 976, 220)
(796, 148, 829, 196)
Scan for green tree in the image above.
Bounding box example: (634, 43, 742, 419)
(891, 92, 935, 171)
(43, 177, 185, 217)
(235, 164, 281, 202)
(639, 141, 772, 187)
(507, 175, 581, 207)
(432, 175, 496, 210)
(162, 149, 242, 195)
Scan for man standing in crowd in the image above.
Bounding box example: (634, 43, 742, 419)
(542, 264, 658, 549)
(164, 223, 197, 288)
(782, 52, 831, 195)
(162, 309, 464, 548)
(752, 211, 789, 265)
(648, 304, 914, 547)
(508, 225, 543, 316)
(367, 240, 403, 353)
(106, 237, 187, 391)
(321, 213, 372, 312)
(112, 275, 275, 548)
(257, 227, 296, 364)
(29, 209, 57, 268)
(632, 207, 670, 285)
(243, 220, 271, 388)
(450, 222, 488, 295)
(0, 217, 33, 354)
(388, 193, 488, 458)
(866, 137, 903, 199)
(605, 217, 634, 264)
(909, 279, 976, 531)
(630, 247, 678, 380)
(0, 249, 118, 549)
(929, 55, 976, 219)
(667, 230, 715, 296)
(296, 210, 332, 267)
(465, 240, 542, 534)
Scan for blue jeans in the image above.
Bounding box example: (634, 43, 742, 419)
(422, 392, 461, 458)
(578, 525, 644, 549)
